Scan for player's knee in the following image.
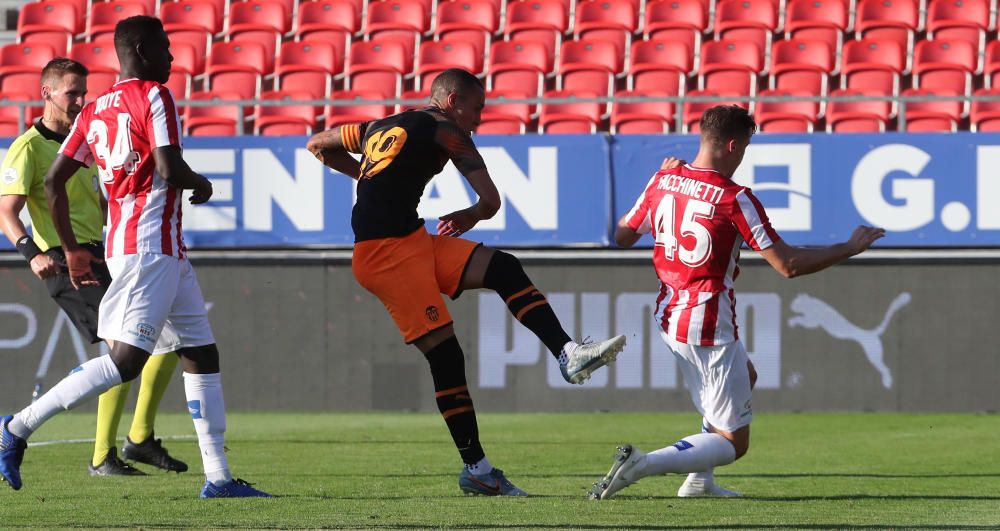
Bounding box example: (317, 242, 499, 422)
(482, 250, 529, 295)
(109, 344, 150, 382)
(179, 344, 220, 374)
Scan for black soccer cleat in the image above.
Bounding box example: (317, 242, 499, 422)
(89, 448, 147, 477)
(122, 433, 189, 473)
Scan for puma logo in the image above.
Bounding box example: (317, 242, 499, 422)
(788, 293, 911, 389)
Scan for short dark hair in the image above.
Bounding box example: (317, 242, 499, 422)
(114, 15, 164, 58)
(430, 68, 483, 99)
(699, 105, 757, 144)
(41, 58, 88, 85)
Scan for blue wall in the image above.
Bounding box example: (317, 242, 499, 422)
(4, 133, 999, 248)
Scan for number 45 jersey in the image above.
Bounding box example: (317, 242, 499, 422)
(624, 164, 782, 346)
(60, 79, 186, 259)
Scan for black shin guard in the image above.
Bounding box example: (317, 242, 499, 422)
(424, 336, 485, 465)
(483, 251, 571, 358)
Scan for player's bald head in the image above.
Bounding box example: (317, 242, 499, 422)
(430, 69, 483, 101)
(699, 105, 756, 146)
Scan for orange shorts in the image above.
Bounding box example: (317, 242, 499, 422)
(352, 228, 480, 343)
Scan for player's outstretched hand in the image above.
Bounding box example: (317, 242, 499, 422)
(189, 176, 213, 204)
(66, 247, 102, 289)
(660, 157, 686, 170)
(29, 253, 60, 280)
(437, 208, 479, 237)
(847, 225, 885, 255)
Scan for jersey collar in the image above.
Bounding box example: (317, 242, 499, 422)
(33, 118, 67, 144)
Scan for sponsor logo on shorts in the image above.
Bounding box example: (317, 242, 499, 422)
(3, 168, 17, 185)
(130, 322, 157, 344)
(425, 305, 440, 322)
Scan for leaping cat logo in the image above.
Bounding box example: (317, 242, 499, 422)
(787, 293, 911, 389)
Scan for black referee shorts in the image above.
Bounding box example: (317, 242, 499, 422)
(43, 242, 112, 345)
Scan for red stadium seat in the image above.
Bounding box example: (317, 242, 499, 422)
(770, 40, 833, 114)
(346, 40, 411, 98)
(900, 88, 961, 131)
(558, 40, 621, 109)
(45, 0, 89, 28)
(365, 0, 428, 58)
(434, 0, 498, 60)
(0, 93, 41, 135)
(396, 89, 430, 112)
(326, 90, 392, 127)
(487, 40, 550, 98)
(986, 40, 1000, 88)
(970, 88, 1000, 131)
(826, 88, 890, 131)
(783, 0, 848, 69)
(756, 89, 818, 131)
(276, 41, 340, 101)
(206, 41, 268, 100)
(628, 40, 691, 95)
(714, 0, 777, 63)
(227, 0, 290, 72)
(416, 40, 480, 90)
(100, 0, 157, 18)
(88, 1, 148, 42)
(504, 0, 568, 64)
(699, 40, 762, 100)
(70, 42, 121, 96)
(913, 39, 976, 98)
(643, 0, 707, 59)
(855, 0, 918, 68)
(17, 1, 78, 55)
(166, 31, 208, 77)
(0, 43, 57, 96)
(683, 90, 747, 132)
(927, 0, 989, 55)
(161, 0, 222, 35)
(610, 89, 675, 133)
(185, 91, 243, 136)
(294, 0, 355, 65)
(840, 39, 905, 102)
(164, 41, 197, 99)
(538, 90, 602, 133)
(480, 90, 533, 133)
(574, 0, 638, 57)
(255, 91, 318, 135)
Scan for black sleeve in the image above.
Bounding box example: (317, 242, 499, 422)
(434, 121, 487, 176)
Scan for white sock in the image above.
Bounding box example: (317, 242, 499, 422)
(183, 372, 232, 486)
(689, 418, 715, 483)
(466, 456, 492, 475)
(632, 433, 736, 481)
(10, 356, 122, 439)
(559, 341, 577, 364)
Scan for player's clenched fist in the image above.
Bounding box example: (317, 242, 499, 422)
(847, 225, 885, 255)
(189, 176, 213, 204)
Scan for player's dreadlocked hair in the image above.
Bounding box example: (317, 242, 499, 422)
(430, 68, 483, 100)
(699, 105, 757, 145)
(114, 16, 164, 58)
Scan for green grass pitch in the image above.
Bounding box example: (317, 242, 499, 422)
(2, 412, 999, 529)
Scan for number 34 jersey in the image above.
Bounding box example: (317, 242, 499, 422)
(60, 78, 186, 259)
(624, 164, 782, 346)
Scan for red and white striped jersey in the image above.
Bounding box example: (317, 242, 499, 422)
(625, 164, 781, 346)
(60, 78, 186, 258)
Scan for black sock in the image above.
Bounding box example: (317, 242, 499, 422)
(483, 251, 572, 359)
(423, 336, 485, 465)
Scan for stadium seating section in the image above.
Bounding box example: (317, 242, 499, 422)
(4, 0, 998, 134)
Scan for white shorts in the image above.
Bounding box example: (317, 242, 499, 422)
(99, 253, 215, 355)
(661, 333, 753, 432)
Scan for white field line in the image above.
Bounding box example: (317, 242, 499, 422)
(29, 434, 197, 447)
